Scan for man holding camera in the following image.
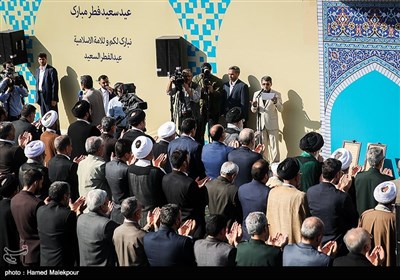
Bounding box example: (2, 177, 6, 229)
(192, 62, 223, 144)
(166, 68, 201, 142)
(0, 64, 29, 121)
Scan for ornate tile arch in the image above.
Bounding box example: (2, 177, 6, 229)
(318, 0, 400, 157)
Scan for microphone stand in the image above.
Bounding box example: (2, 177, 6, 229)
(255, 90, 264, 146)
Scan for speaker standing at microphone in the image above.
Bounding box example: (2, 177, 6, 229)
(251, 76, 283, 163)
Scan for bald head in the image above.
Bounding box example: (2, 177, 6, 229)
(210, 124, 224, 142)
(301, 217, 324, 240)
(343, 228, 371, 255)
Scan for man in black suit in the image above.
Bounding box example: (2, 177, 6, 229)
(106, 138, 131, 205)
(144, 203, 196, 266)
(67, 100, 100, 160)
(37, 181, 84, 266)
(168, 118, 205, 180)
(162, 150, 208, 239)
(48, 135, 81, 201)
(0, 174, 20, 267)
(221, 66, 249, 125)
(12, 104, 41, 143)
(36, 52, 59, 116)
(121, 108, 154, 144)
(0, 121, 29, 178)
(228, 128, 263, 187)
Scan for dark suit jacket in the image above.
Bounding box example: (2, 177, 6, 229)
(307, 182, 358, 245)
(222, 79, 249, 121)
(0, 141, 26, 178)
(12, 118, 41, 143)
(162, 171, 207, 239)
(228, 146, 262, 187)
(105, 159, 129, 204)
(354, 168, 393, 215)
(127, 164, 166, 226)
(143, 224, 196, 266)
(48, 154, 79, 202)
(153, 140, 171, 173)
(205, 176, 242, 226)
(238, 179, 270, 240)
(36, 64, 59, 105)
(10, 191, 44, 265)
(235, 239, 282, 266)
(37, 201, 79, 266)
(333, 252, 373, 266)
(67, 120, 101, 160)
(77, 211, 119, 266)
(101, 133, 117, 163)
(168, 135, 205, 180)
(0, 198, 20, 267)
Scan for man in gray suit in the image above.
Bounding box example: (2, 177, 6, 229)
(194, 214, 241, 266)
(77, 189, 119, 266)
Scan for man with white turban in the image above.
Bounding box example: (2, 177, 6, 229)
(40, 110, 60, 166)
(19, 140, 51, 200)
(359, 181, 397, 266)
(330, 148, 352, 172)
(127, 136, 167, 226)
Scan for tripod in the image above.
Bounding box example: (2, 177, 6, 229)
(255, 90, 264, 146)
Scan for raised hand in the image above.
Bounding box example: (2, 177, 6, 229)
(351, 165, 363, 177)
(266, 232, 288, 248)
(366, 245, 385, 266)
(338, 173, 352, 192)
(18, 131, 32, 148)
(254, 143, 265, 154)
(152, 153, 167, 168)
(226, 221, 242, 247)
(178, 219, 196, 236)
(69, 196, 86, 214)
(318, 240, 337, 256)
(382, 168, 393, 177)
(73, 155, 86, 164)
(195, 176, 210, 188)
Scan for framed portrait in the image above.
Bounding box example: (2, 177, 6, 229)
(342, 141, 361, 172)
(364, 143, 387, 172)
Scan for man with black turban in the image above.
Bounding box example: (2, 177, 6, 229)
(266, 157, 310, 244)
(296, 132, 324, 192)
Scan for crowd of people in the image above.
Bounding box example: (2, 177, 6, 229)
(0, 57, 399, 267)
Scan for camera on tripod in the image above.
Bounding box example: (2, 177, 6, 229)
(170, 67, 185, 90)
(118, 83, 148, 113)
(201, 65, 212, 87)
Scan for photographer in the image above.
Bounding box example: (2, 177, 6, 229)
(166, 68, 201, 140)
(107, 82, 126, 138)
(0, 76, 28, 121)
(192, 62, 223, 144)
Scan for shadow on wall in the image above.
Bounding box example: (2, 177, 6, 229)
(60, 66, 80, 124)
(282, 89, 321, 157)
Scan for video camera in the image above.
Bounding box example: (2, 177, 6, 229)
(201, 65, 212, 87)
(118, 83, 148, 114)
(0, 67, 25, 87)
(170, 67, 186, 90)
